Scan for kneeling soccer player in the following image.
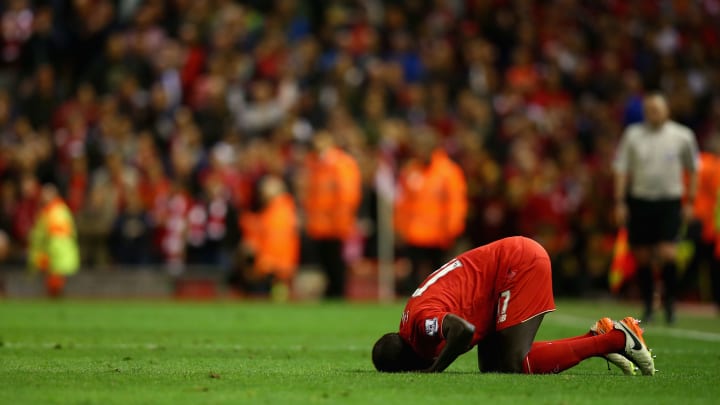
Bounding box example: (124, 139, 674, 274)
(372, 236, 655, 375)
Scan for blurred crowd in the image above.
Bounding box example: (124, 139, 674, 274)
(1, 0, 720, 296)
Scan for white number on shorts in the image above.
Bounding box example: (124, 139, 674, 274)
(497, 290, 511, 323)
(411, 259, 463, 297)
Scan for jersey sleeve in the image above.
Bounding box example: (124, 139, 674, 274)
(415, 310, 448, 339)
(405, 307, 450, 359)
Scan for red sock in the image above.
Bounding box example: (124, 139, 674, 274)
(534, 331, 593, 345)
(522, 330, 625, 374)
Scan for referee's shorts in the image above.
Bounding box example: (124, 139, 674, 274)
(627, 197, 682, 246)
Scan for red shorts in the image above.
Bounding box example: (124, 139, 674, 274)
(494, 237, 555, 331)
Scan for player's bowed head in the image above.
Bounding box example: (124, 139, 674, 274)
(372, 333, 432, 372)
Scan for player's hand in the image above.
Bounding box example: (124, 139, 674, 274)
(614, 201, 628, 227)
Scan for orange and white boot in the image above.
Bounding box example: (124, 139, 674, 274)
(614, 317, 655, 376)
(590, 317, 637, 375)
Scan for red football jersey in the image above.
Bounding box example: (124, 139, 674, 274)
(398, 236, 555, 360)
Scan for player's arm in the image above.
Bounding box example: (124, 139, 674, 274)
(613, 130, 631, 226)
(424, 314, 475, 373)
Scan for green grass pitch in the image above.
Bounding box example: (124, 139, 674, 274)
(1, 299, 719, 404)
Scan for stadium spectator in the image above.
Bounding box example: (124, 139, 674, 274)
(185, 174, 239, 267)
(91, 152, 138, 212)
(156, 181, 192, 272)
(108, 185, 153, 266)
(19, 64, 59, 130)
(76, 182, 116, 267)
(299, 129, 361, 298)
(53, 82, 99, 131)
(28, 184, 79, 297)
(1, 0, 34, 70)
(0, 179, 16, 264)
(613, 93, 699, 324)
(11, 174, 41, 249)
(20, 6, 62, 82)
(394, 127, 467, 295)
(0, 228, 9, 263)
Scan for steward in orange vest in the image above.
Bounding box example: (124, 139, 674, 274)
(300, 130, 361, 298)
(394, 128, 467, 294)
(683, 149, 720, 308)
(302, 132, 361, 240)
(240, 176, 299, 299)
(694, 152, 720, 244)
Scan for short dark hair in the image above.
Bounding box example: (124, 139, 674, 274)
(372, 333, 430, 372)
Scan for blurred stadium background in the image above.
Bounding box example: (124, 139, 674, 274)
(1, 0, 719, 306)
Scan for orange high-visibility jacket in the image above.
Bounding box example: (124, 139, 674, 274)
(694, 152, 720, 242)
(241, 193, 299, 281)
(302, 147, 361, 240)
(394, 149, 468, 248)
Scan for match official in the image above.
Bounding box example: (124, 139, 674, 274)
(613, 93, 699, 324)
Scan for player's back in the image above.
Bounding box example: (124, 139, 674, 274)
(410, 236, 530, 305)
(400, 237, 541, 358)
(459, 236, 532, 284)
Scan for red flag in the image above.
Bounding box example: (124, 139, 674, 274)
(609, 228, 636, 294)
